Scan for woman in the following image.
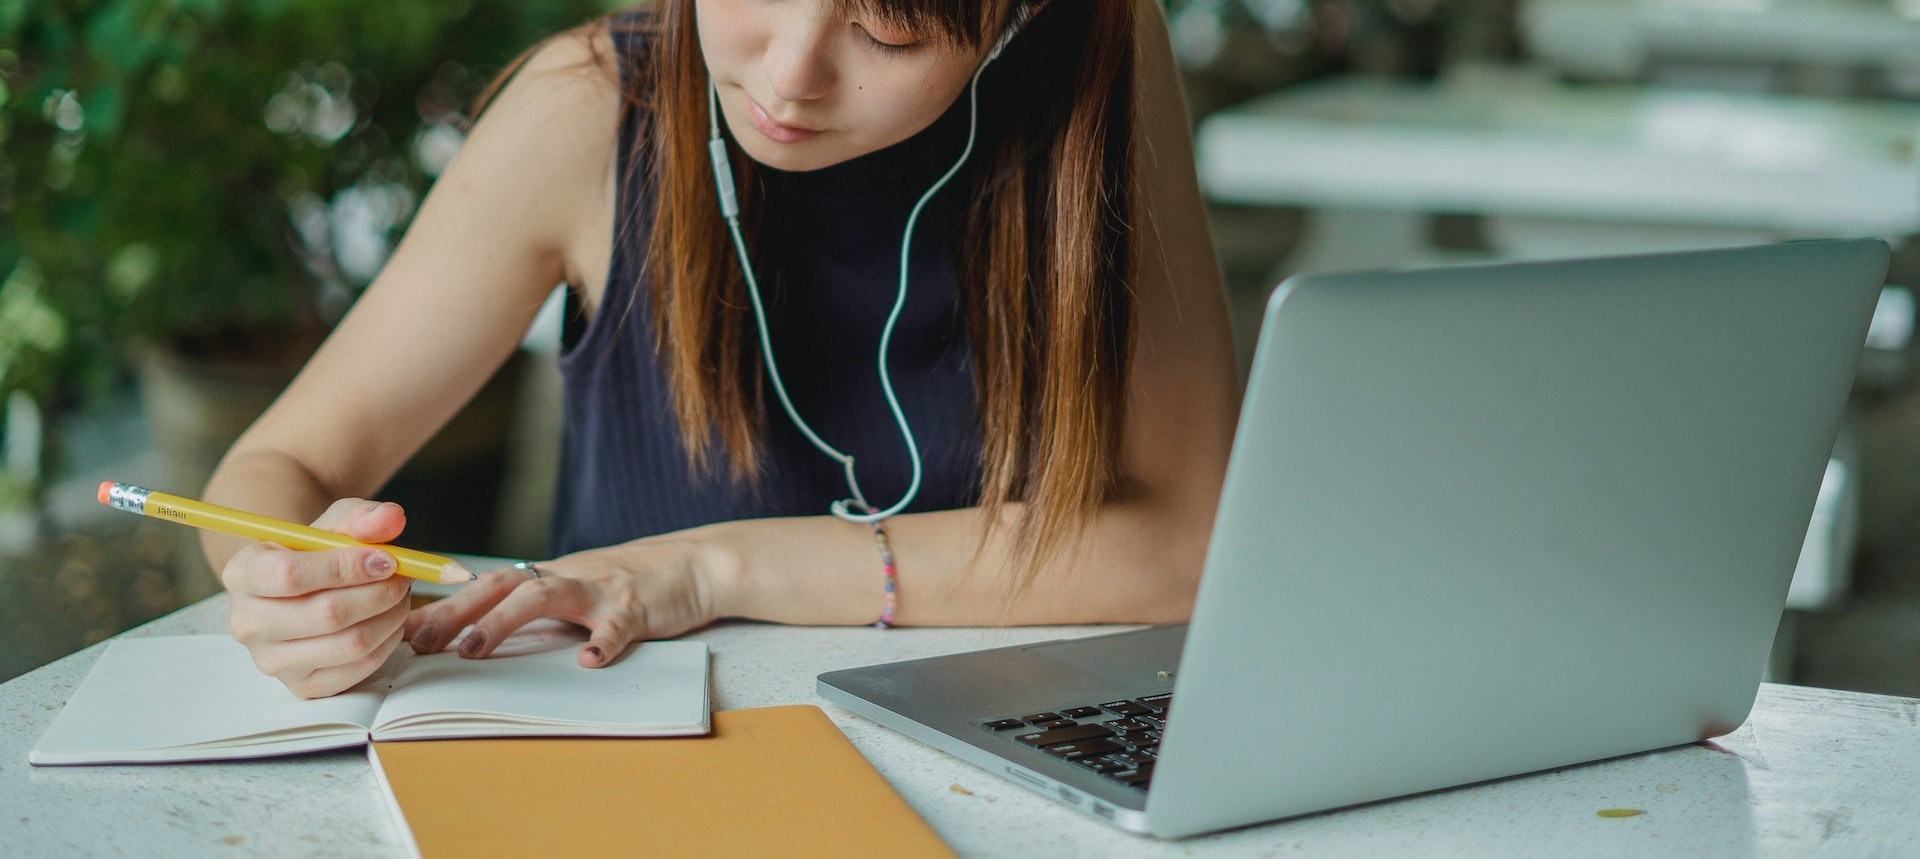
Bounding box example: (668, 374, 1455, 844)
(204, 0, 1239, 698)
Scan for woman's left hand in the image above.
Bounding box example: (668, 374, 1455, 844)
(402, 535, 725, 667)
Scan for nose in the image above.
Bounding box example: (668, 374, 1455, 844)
(763, 23, 836, 103)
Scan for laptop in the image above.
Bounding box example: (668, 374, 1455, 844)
(816, 239, 1891, 838)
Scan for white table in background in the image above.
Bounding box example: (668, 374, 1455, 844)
(4, 594, 1919, 857)
(1519, 0, 1920, 82)
(1196, 70, 1920, 266)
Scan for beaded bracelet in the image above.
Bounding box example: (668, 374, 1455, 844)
(863, 512, 898, 629)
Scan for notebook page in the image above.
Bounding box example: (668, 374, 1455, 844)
(30, 635, 384, 764)
(372, 633, 709, 739)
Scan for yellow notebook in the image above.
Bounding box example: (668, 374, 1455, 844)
(370, 704, 956, 858)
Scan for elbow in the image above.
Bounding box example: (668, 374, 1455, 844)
(1122, 500, 1214, 624)
(1146, 534, 1208, 623)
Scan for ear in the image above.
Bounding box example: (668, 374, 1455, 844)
(990, 0, 1050, 60)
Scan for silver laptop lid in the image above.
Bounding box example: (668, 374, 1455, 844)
(1146, 239, 1889, 837)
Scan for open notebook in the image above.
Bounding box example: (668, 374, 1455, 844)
(29, 623, 709, 766)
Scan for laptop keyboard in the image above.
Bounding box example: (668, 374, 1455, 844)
(981, 693, 1172, 792)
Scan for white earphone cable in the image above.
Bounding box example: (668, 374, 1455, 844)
(706, 21, 1012, 524)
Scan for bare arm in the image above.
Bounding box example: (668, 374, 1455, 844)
(202, 29, 621, 696)
(205, 32, 616, 541)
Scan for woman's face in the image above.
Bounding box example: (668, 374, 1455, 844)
(696, 0, 997, 172)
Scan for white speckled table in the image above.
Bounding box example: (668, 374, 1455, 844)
(4, 594, 1918, 857)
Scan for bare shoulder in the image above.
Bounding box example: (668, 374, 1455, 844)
(466, 22, 623, 176)
(440, 24, 624, 271)
(461, 24, 624, 169)
(1131, 0, 1192, 172)
(504, 21, 625, 109)
(1127, 0, 1216, 311)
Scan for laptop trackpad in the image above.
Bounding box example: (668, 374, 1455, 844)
(1023, 624, 1188, 688)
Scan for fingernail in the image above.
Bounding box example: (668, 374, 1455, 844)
(583, 645, 605, 665)
(411, 622, 439, 652)
(366, 552, 395, 579)
(458, 628, 489, 658)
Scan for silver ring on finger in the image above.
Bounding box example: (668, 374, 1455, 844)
(513, 560, 541, 580)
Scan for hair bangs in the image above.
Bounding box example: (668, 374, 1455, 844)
(834, 0, 1002, 47)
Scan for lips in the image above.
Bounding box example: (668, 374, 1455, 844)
(746, 98, 823, 144)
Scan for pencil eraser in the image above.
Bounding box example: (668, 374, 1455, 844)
(97, 481, 112, 504)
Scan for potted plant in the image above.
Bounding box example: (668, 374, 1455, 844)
(2, 0, 607, 581)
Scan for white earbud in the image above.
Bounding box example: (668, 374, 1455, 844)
(705, 3, 1028, 524)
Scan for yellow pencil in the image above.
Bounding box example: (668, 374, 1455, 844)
(98, 482, 474, 584)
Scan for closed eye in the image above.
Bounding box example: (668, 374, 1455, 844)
(855, 23, 926, 54)
(867, 35, 922, 52)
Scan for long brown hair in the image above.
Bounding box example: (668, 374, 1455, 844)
(539, 0, 1138, 584)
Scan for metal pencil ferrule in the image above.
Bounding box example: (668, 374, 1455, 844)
(105, 483, 152, 515)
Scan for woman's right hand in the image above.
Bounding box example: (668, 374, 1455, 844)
(220, 499, 413, 699)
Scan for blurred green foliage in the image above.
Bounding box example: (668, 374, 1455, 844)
(0, 0, 616, 495)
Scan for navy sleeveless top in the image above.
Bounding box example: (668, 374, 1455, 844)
(549, 22, 983, 556)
